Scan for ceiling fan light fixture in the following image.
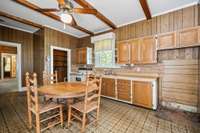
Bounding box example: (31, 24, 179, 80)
(60, 13, 72, 24)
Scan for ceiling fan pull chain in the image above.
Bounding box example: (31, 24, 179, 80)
(64, 23, 66, 29)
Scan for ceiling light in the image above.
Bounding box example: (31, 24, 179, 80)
(60, 13, 72, 24)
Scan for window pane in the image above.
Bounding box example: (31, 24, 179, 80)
(94, 38, 115, 67)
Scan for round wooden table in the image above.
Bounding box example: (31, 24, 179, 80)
(38, 82, 87, 99)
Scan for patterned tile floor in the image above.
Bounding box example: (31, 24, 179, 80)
(0, 93, 199, 133)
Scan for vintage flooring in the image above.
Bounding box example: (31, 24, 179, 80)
(0, 78, 18, 94)
(0, 92, 199, 133)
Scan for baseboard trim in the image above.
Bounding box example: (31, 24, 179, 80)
(161, 101, 197, 113)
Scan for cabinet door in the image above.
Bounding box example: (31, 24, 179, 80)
(81, 48, 87, 64)
(117, 79, 131, 102)
(178, 27, 200, 47)
(76, 48, 87, 64)
(158, 32, 176, 50)
(101, 78, 115, 98)
(130, 39, 140, 64)
(117, 42, 130, 64)
(76, 49, 81, 64)
(133, 81, 152, 108)
(140, 36, 157, 64)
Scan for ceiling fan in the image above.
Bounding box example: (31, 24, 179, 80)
(37, 0, 96, 24)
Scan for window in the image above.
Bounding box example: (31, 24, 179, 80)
(94, 39, 115, 68)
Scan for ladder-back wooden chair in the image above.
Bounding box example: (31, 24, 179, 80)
(43, 71, 58, 102)
(67, 74, 102, 133)
(26, 72, 63, 133)
(43, 71, 58, 85)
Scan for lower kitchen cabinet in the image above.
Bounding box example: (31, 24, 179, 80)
(117, 79, 131, 102)
(132, 81, 152, 109)
(101, 78, 115, 98)
(101, 77, 157, 110)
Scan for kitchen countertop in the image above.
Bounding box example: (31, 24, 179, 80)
(98, 73, 159, 82)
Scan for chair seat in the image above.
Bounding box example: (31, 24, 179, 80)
(71, 101, 98, 113)
(30, 102, 62, 114)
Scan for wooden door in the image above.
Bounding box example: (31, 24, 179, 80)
(177, 27, 200, 47)
(130, 39, 140, 64)
(140, 36, 157, 64)
(157, 32, 177, 50)
(117, 79, 131, 102)
(101, 78, 115, 98)
(53, 49, 68, 82)
(117, 42, 130, 64)
(133, 81, 152, 108)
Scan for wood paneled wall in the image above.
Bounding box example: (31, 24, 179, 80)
(79, 5, 199, 48)
(0, 45, 17, 54)
(33, 29, 44, 85)
(115, 5, 199, 41)
(158, 48, 199, 108)
(0, 26, 34, 85)
(44, 27, 79, 73)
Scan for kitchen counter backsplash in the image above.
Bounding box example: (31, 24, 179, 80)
(72, 63, 163, 77)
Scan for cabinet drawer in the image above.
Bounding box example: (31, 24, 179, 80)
(117, 79, 131, 102)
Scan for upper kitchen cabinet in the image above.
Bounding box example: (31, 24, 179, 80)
(117, 36, 157, 64)
(76, 47, 92, 64)
(157, 32, 177, 50)
(177, 26, 200, 48)
(117, 41, 130, 64)
(130, 39, 140, 64)
(140, 36, 157, 64)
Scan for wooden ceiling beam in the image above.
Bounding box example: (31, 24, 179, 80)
(15, 0, 94, 35)
(0, 11, 43, 29)
(73, 8, 97, 14)
(139, 0, 152, 20)
(74, 0, 117, 29)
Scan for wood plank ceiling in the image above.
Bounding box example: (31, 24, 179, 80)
(14, 0, 151, 35)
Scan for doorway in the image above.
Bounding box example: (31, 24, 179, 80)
(2, 53, 17, 79)
(50, 46, 71, 82)
(0, 41, 22, 93)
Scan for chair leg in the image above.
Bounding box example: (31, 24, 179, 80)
(28, 110, 32, 129)
(35, 114, 40, 133)
(96, 107, 100, 125)
(60, 106, 64, 127)
(67, 106, 72, 128)
(81, 113, 86, 133)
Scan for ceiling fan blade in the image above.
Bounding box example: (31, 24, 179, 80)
(73, 8, 97, 14)
(36, 8, 60, 12)
(57, 0, 66, 5)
